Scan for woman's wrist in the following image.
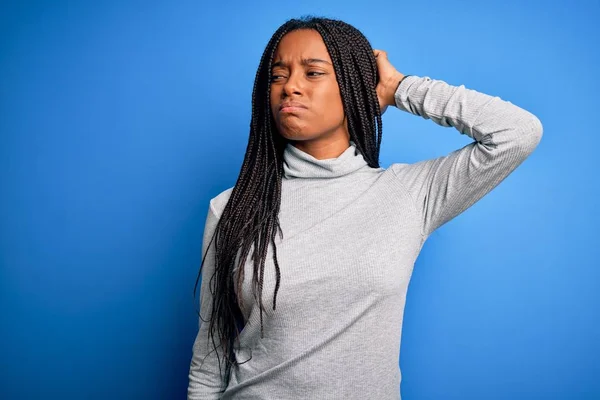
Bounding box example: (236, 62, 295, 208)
(387, 73, 409, 107)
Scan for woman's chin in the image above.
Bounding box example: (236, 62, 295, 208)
(278, 128, 310, 141)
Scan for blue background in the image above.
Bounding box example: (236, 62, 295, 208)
(1, 0, 598, 399)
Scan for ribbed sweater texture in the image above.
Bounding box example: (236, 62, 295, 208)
(188, 75, 543, 399)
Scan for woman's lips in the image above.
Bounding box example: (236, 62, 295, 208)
(280, 106, 307, 113)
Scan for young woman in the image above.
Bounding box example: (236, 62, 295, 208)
(188, 15, 542, 400)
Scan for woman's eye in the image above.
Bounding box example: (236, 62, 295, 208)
(270, 72, 324, 81)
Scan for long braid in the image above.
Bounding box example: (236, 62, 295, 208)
(193, 15, 385, 393)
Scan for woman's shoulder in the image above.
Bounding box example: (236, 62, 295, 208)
(208, 186, 235, 219)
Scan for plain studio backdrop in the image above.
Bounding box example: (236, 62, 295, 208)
(1, 1, 598, 399)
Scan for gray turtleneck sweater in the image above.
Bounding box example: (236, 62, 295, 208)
(188, 75, 543, 399)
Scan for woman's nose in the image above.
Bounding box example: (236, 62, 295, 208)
(282, 72, 303, 96)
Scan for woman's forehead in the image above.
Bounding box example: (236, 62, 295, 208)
(273, 29, 331, 63)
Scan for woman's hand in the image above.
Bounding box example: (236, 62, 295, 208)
(373, 49, 405, 115)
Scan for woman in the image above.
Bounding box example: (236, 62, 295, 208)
(188, 15, 542, 400)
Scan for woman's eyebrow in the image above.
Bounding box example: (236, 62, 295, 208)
(272, 58, 332, 69)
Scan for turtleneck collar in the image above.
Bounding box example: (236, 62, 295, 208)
(282, 140, 369, 179)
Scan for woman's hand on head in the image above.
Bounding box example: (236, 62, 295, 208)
(373, 49, 405, 115)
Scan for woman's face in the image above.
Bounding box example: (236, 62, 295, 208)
(269, 29, 348, 144)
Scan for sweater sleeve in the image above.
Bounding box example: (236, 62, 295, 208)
(188, 201, 226, 399)
(390, 75, 543, 238)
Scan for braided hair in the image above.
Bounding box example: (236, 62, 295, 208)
(193, 14, 386, 392)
